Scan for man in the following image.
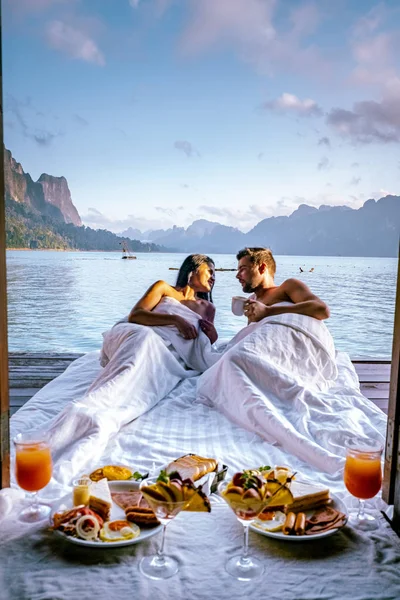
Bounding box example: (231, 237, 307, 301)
(236, 247, 330, 323)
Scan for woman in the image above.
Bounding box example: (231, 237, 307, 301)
(128, 254, 218, 344)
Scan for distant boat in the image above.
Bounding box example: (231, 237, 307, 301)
(120, 241, 137, 260)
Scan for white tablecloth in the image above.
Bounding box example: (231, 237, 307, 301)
(0, 499, 399, 600)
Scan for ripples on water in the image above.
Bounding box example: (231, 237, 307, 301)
(5, 251, 397, 358)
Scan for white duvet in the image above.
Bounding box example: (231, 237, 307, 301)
(8, 303, 387, 503)
(197, 313, 385, 474)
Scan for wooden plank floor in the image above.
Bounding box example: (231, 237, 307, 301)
(8, 353, 392, 417)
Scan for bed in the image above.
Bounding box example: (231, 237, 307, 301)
(1, 311, 400, 600)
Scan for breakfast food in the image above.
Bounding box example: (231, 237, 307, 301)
(52, 506, 104, 540)
(284, 480, 330, 513)
(141, 470, 212, 512)
(125, 506, 160, 526)
(252, 511, 286, 533)
(89, 465, 133, 482)
(99, 520, 140, 542)
(295, 512, 306, 535)
(111, 491, 160, 526)
(165, 454, 217, 482)
(223, 469, 294, 519)
(282, 512, 296, 535)
(111, 491, 144, 511)
(305, 506, 346, 535)
(89, 477, 112, 520)
(251, 470, 347, 537)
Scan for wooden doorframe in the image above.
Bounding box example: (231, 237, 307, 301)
(0, 6, 10, 489)
(383, 246, 400, 532)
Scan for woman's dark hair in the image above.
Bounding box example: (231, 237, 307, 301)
(176, 254, 215, 302)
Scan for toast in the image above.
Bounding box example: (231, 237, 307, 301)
(165, 454, 217, 482)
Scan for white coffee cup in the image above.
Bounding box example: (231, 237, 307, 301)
(231, 296, 247, 316)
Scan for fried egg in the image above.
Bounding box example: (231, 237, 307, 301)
(99, 520, 140, 542)
(253, 511, 286, 533)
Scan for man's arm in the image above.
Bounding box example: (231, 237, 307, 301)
(281, 278, 330, 320)
(246, 279, 330, 322)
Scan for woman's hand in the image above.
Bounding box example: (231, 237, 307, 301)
(199, 319, 218, 344)
(174, 316, 198, 340)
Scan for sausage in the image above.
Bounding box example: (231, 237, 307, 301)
(295, 512, 306, 536)
(283, 512, 296, 535)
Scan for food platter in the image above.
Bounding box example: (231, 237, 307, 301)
(52, 480, 162, 548)
(250, 493, 347, 541)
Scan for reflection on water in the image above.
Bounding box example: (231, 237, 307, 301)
(5, 251, 397, 358)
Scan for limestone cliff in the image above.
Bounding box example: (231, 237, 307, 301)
(37, 173, 81, 226)
(4, 147, 81, 226)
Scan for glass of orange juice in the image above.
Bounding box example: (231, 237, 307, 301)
(14, 432, 53, 522)
(344, 437, 383, 531)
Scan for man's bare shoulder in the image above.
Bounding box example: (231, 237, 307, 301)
(281, 278, 307, 290)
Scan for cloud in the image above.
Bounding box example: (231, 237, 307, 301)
(349, 5, 400, 89)
(155, 206, 176, 217)
(74, 114, 88, 127)
(197, 203, 279, 231)
(81, 208, 173, 233)
(178, 0, 326, 77)
(369, 188, 395, 200)
(5, 94, 62, 146)
(350, 176, 361, 186)
(129, 0, 141, 7)
(318, 136, 330, 147)
(45, 20, 105, 65)
(261, 92, 322, 117)
(353, 4, 386, 38)
(174, 140, 199, 157)
(317, 156, 330, 170)
(326, 90, 400, 144)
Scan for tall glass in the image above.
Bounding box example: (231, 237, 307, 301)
(14, 432, 53, 522)
(218, 480, 269, 580)
(344, 437, 383, 531)
(139, 481, 190, 580)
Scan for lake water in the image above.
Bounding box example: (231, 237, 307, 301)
(5, 251, 398, 359)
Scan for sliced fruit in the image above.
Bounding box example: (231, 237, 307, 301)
(169, 481, 184, 502)
(141, 485, 168, 503)
(183, 487, 211, 512)
(265, 481, 293, 507)
(157, 481, 178, 503)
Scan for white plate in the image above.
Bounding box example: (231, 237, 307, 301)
(250, 493, 347, 542)
(52, 480, 162, 548)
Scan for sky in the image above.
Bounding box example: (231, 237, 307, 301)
(3, 0, 400, 233)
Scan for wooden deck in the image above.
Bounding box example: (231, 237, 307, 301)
(8, 353, 392, 417)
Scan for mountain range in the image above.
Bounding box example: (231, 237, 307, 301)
(4, 146, 399, 256)
(121, 197, 400, 257)
(4, 147, 165, 252)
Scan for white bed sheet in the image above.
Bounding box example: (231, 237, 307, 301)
(10, 350, 387, 502)
(3, 352, 400, 600)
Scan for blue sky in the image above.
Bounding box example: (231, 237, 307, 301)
(3, 0, 400, 232)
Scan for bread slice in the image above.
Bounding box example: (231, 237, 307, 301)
(89, 477, 112, 520)
(284, 480, 330, 513)
(166, 454, 217, 482)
